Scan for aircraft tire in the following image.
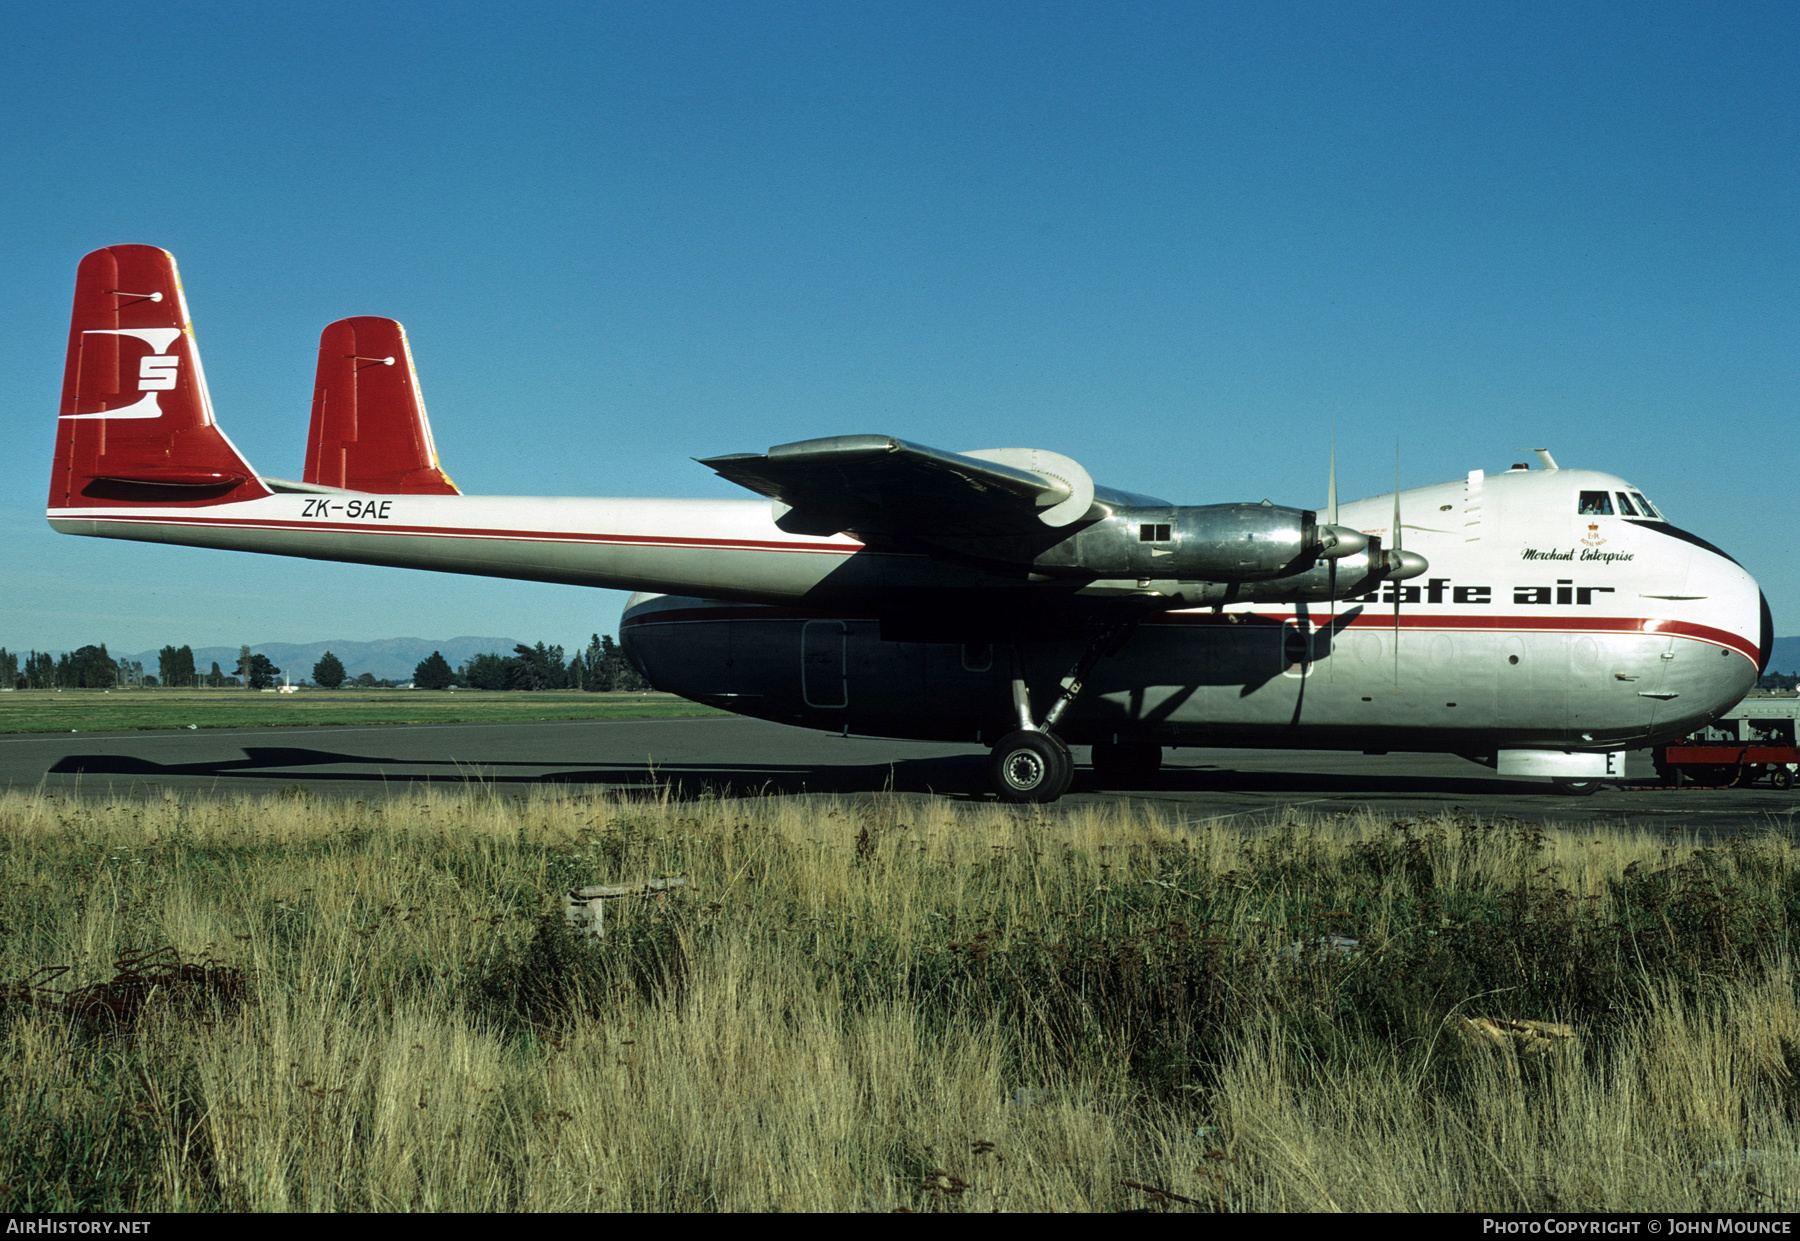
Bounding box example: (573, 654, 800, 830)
(1089, 741, 1163, 789)
(990, 731, 1073, 803)
(1551, 778, 1602, 796)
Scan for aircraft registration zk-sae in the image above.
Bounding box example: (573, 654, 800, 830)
(48, 245, 1772, 801)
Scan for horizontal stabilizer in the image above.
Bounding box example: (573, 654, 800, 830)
(304, 317, 459, 495)
(50, 245, 269, 508)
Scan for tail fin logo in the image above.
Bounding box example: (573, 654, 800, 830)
(60, 328, 185, 421)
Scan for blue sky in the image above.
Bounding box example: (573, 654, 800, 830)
(3, 1, 1794, 655)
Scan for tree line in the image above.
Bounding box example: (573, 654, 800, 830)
(317, 635, 648, 691)
(0, 643, 283, 691)
(0, 636, 647, 692)
(0, 645, 153, 690)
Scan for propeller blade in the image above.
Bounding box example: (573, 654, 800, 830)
(1393, 444, 1401, 693)
(1326, 554, 1336, 681)
(1315, 427, 1366, 561)
(1327, 433, 1336, 680)
(1328, 433, 1338, 527)
(1392, 447, 1402, 552)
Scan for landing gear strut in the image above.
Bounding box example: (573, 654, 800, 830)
(987, 627, 1131, 804)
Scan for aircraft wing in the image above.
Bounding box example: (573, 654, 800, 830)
(700, 435, 1097, 537)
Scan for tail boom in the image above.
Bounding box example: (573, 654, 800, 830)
(47, 494, 872, 600)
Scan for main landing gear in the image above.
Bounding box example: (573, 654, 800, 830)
(990, 730, 1074, 802)
(987, 628, 1138, 804)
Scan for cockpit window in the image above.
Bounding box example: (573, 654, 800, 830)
(1578, 490, 1614, 515)
(1615, 492, 1638, 516)
(1631, 492, 1661, 519)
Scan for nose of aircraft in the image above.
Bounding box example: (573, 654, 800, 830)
(1669, 553, 1765, 732)
(1757, 589, 1776, 677)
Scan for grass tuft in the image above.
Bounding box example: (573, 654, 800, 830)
(0, 789, 1795, 1211)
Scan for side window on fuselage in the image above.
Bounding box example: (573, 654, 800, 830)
(1577, 490, 1613, 515)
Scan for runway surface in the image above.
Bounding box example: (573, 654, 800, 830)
(3, 715, 1795, 834)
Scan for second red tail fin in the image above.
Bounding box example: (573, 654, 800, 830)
(304, 318, 459, 495)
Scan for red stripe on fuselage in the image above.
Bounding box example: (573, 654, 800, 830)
(1142, 610, 1760, 665)
(56, 511, 864, 556)
(623, 606, 1760, 664)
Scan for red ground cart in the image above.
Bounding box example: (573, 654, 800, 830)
(1654, 696, 1799, 789)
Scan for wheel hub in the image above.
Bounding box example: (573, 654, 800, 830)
(1004, 751, 1046, 790)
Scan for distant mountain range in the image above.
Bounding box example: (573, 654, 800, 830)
(125, 637, 526, 683)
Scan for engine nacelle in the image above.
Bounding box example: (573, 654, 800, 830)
(1074, 539, 1422, 607)
(1037, 503, 1318, 581)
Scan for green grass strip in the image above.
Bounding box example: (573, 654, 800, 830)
(0, 689, 728, 734)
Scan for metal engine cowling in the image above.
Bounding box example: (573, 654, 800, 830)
(1037, 503, 1317, 581)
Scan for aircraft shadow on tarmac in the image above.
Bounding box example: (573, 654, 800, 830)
(45, 745, 1581, 799)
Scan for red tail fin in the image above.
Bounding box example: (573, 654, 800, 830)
(304, 318, 459, 495)
(50, 245, 269, 508)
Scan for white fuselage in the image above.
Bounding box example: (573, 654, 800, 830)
(614, 465, 1764, 751)
(50, 463, 1763, 752)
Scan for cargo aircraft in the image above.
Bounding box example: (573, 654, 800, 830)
(47, 245, 1772, 800)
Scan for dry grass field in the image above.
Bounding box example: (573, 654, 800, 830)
(0, 785, 1797, 1212)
